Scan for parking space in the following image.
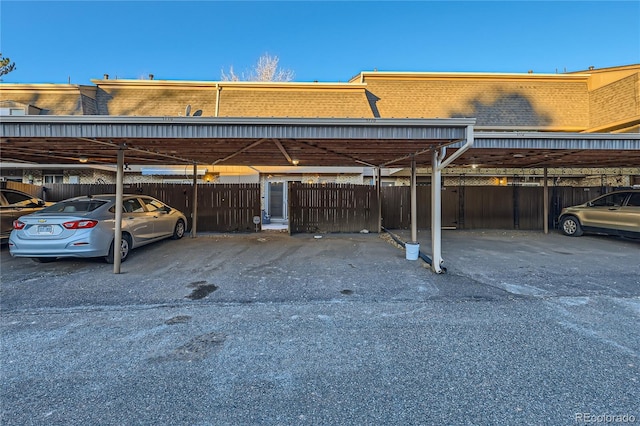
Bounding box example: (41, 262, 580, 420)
(3, 230, 638, 305)
(1, 230, 639, 424)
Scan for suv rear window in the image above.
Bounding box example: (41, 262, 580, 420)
(42, 200, 107, 213)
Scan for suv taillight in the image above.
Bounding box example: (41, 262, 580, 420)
(13, 220, 26, 230)
(62, 220, 99, 230)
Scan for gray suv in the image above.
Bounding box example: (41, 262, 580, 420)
(559, 189, 640, 238)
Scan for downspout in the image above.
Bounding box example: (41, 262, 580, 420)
(430, 125, 474, 273)
(215, 83, 221, 117)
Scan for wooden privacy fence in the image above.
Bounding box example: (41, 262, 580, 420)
(1, 181, 44, 198)
(380, 185, 607, 230)
(3, 180, 610, 232)
(35, 182, 261, 233)
(289, 183, 379, 233)
(381, 186, 460, 229)
(196, 184, 261, 232)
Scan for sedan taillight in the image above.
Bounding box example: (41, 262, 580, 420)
(62, 220, 99, 230)
(13, 220, 26, 230)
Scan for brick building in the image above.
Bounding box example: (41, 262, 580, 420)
(2, 64, 639, 191)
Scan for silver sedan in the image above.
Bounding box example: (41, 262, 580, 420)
(9, 194, 187, 263)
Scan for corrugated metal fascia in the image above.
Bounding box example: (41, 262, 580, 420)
(0, 115, 475, 126)
(0, 116, 474, 140)
(471, 131, 640, 150)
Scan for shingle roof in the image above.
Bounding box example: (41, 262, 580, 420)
(0, 84, 94, 115)
(93, 80, 372, 118)
(359, 73, 590, 130)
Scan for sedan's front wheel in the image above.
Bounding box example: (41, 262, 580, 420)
(106, 234, 131, 263)
(560, 216, 583, 237)
(172, 219, 185, 240)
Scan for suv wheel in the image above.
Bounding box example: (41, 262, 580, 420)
(560, 216, 583, 237)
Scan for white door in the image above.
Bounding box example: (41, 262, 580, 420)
(267, 182, 287, 221)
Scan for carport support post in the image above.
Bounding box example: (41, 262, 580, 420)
(543, 167, 549, 234)
(191, 163, 198, 238)
(411, 155, 418, 243)
(431, 149, 443, 273)
(113, 148, 125, 274)
(376, 167, 382, 233)
(430, 125, 474, 273)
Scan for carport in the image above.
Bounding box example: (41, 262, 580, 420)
(2, 116, 639, 274)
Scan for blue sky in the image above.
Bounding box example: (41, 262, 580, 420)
(1, 1, 639, 84)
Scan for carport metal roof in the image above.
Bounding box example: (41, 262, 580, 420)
(2, 116, 639, 168)
(2, 116, 639, 275)
(1, 116, 473, 168)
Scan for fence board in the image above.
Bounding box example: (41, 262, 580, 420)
(289, 183, 378, 233)
(516, 187, 544, 230)
(381, 186, 459, 229)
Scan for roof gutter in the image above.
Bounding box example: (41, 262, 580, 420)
(215, 83, 221, 117)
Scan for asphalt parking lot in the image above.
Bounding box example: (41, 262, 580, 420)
(1, 229, 639, 425)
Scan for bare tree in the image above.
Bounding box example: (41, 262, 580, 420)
(0, 53, 16, 77)
(220, 65, 241, 81)
(221, 53, 294, 82)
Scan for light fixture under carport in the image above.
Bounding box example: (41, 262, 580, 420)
(274, 139, 299, 166)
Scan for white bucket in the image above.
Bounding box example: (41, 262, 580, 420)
(405, 242, 420, 260)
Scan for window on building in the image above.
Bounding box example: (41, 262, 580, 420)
(0, 108, 26, 116)
(44, 174, 64, 184)
(417, 177, 432, 186)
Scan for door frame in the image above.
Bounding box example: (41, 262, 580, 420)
(265, 179, 288, 221)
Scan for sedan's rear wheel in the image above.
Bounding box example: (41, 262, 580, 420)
(172, 219, 185, 240)
(560, 216, 583, 237)
(106, 234, 131, 263)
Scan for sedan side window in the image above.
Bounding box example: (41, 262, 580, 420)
(124, 198, 144, 213)
(143, 199, 166, 212)
(3, 191, 33, 206)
